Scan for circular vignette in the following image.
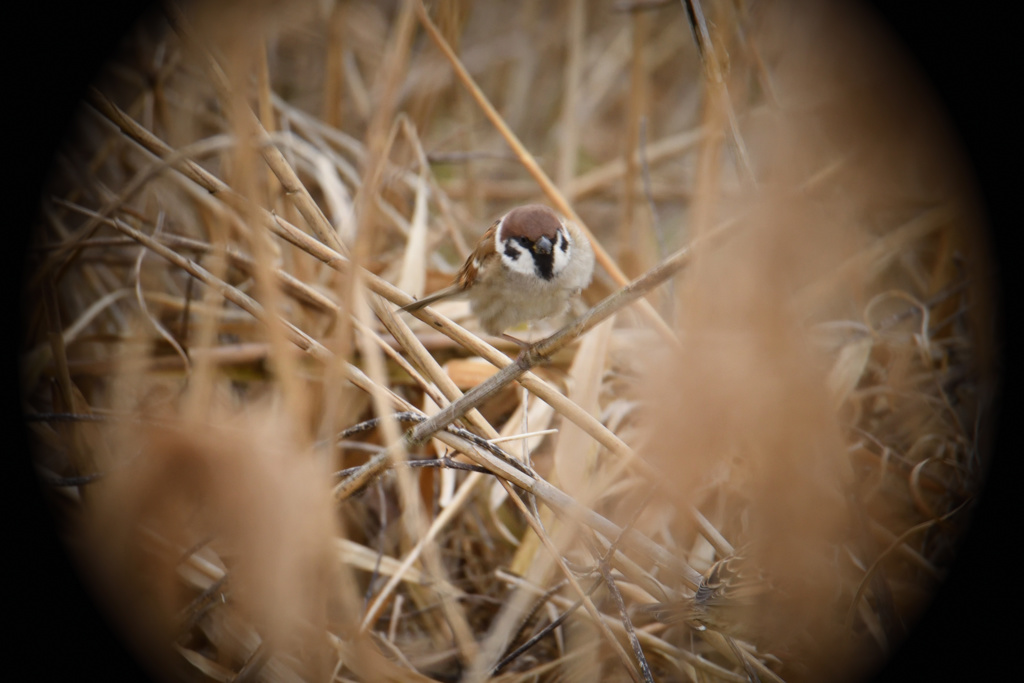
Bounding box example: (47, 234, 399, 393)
(9, 1, 1019, 682)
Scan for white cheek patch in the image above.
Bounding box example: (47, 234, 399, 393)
(551, 227, 571, 276)
(500, 239, 538, 276)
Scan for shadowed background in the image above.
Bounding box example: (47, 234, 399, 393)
(9, 1, 1015, 683)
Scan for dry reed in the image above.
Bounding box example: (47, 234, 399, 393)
(22, 1, 994, 681)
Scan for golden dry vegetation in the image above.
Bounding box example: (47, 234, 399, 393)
(22, 1, 994, 681)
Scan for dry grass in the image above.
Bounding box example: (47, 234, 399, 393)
(22, 1, 993, 682)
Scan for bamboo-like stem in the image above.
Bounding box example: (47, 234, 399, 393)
(432, 426, 702, 588)
(331, 416, 701, 589)
(76, 167, 706, 597)
(165, 3, 347, 255)
(87, 85, 717, 596)
(407, 217, 734, 447)
(492, 483, 645, 683)
(86, 91, 642, 477)
(413, 0, 680, 348)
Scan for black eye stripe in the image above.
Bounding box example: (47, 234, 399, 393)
(502, 235, 557, 279)
(513, 235, 563, 250)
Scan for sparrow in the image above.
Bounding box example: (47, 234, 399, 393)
(401, 204, 594, 336)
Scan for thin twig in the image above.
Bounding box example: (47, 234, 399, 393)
(597, 559, 654, 683)
(413, 0, 679, 347)
(407, 218, 733, 447)
(80, 95, 646, 490)
(165, 2, 347, 255)
(499, 485, 644, 683)
(492, 578, 595, 675)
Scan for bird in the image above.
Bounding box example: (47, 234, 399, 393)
(400, 204, 595, 336)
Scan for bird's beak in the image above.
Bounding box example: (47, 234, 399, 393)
(534, 236, 553, 255)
